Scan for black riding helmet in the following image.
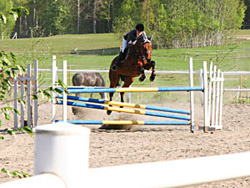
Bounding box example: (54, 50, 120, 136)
(136, 24, 144, 32)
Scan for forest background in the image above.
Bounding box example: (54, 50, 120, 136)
(1, 0, 249, 49)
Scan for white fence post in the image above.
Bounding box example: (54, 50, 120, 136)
(199, 69, 204, 105)
(63, 60, 67, 123)
(34, 123, 90, 187)
(27, 64, 32, 127)
(211, 65, 217, 127)
(13, 61, 38, 129)
(14, 77, 18, 129)
(0, 123, 90, 188)
(52, 55, 57, 123)
(203, 61, 208, 131)
(33, 60, 38, 127)
(219, 72, 224, 129)
(20, 74, 25, 128)
(189, 57, 194, 132)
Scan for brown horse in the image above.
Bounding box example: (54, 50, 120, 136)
(107, 36, 156, 115)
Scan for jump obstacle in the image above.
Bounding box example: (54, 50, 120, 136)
(13, 61, 38, 129)
(52, 56, 224, 132)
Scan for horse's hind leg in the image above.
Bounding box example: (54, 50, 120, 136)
(107, 76, 117, 115)
(120, 92, 125, 103)
(120, 77, 134, 105)
(107, 92, 114, 115)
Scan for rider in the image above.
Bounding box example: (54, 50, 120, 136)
(111, 23, 147, 71)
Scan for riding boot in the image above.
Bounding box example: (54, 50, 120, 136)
(111, 51, 125, 71)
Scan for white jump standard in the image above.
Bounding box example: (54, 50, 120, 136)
(52, 57, 224, 132)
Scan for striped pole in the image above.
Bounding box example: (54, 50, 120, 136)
(57, 100, 190, 121)
(59, 86, 204, 94)
(57, 95, 190, 115)
(55, 120, 190, 126)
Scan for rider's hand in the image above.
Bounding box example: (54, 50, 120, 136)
(132, 40, 137, 45)
(128, 40, 133, 47)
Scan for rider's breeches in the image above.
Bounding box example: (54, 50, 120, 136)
(122, 38, 127, 53)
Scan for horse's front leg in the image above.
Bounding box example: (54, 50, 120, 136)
(139, 67, 146, 82)
(120, 92, 125, 103)
(149, 60, 156, 82)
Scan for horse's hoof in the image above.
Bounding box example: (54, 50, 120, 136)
(107, 110, 112, 115)
(111, 65, 117, 71)
(150, 74, 156, 82)
(139, 76, 145, 82)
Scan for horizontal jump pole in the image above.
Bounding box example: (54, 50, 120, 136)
(55, 120, 190, 125)
(59, 86, 204, 93)
(57, 100, 190, 121)
(57, 95, 190, 115)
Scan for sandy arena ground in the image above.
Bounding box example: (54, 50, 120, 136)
(0, 101, 250, 187)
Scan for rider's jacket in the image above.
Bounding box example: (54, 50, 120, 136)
(123, 29, 147, 44)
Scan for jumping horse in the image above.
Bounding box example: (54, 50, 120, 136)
(107, 36, 156, 115)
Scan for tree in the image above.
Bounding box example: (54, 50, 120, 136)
(0, 0, 15, 39)
(113, 0, 141, 36)
(36, 0, 74, 36)
(243, 0, 250, 28)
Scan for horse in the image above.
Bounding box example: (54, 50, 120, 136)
(72, 72, 105, 99)
(107, 36, 156, 115)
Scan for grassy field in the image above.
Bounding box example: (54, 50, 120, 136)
(1, 32, 250, 103)
(1, 32, 250, 70)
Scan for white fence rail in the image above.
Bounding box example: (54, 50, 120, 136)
(14, 61, 38, 129)
(1, 123, 250, 188)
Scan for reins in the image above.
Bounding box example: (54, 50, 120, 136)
(123, 40, 151, 74)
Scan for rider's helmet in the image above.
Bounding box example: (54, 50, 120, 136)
(136, 24, 144, 32)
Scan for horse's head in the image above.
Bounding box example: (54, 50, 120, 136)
(129, 35, 153, 65)
(141, 35, 153, 63)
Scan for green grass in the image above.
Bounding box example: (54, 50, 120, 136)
(0, 33, 121, 52)
(1, 31, 250, 92)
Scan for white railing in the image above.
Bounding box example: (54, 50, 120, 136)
(14, 61, 38, 129)
(1, 123, 250, 188)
